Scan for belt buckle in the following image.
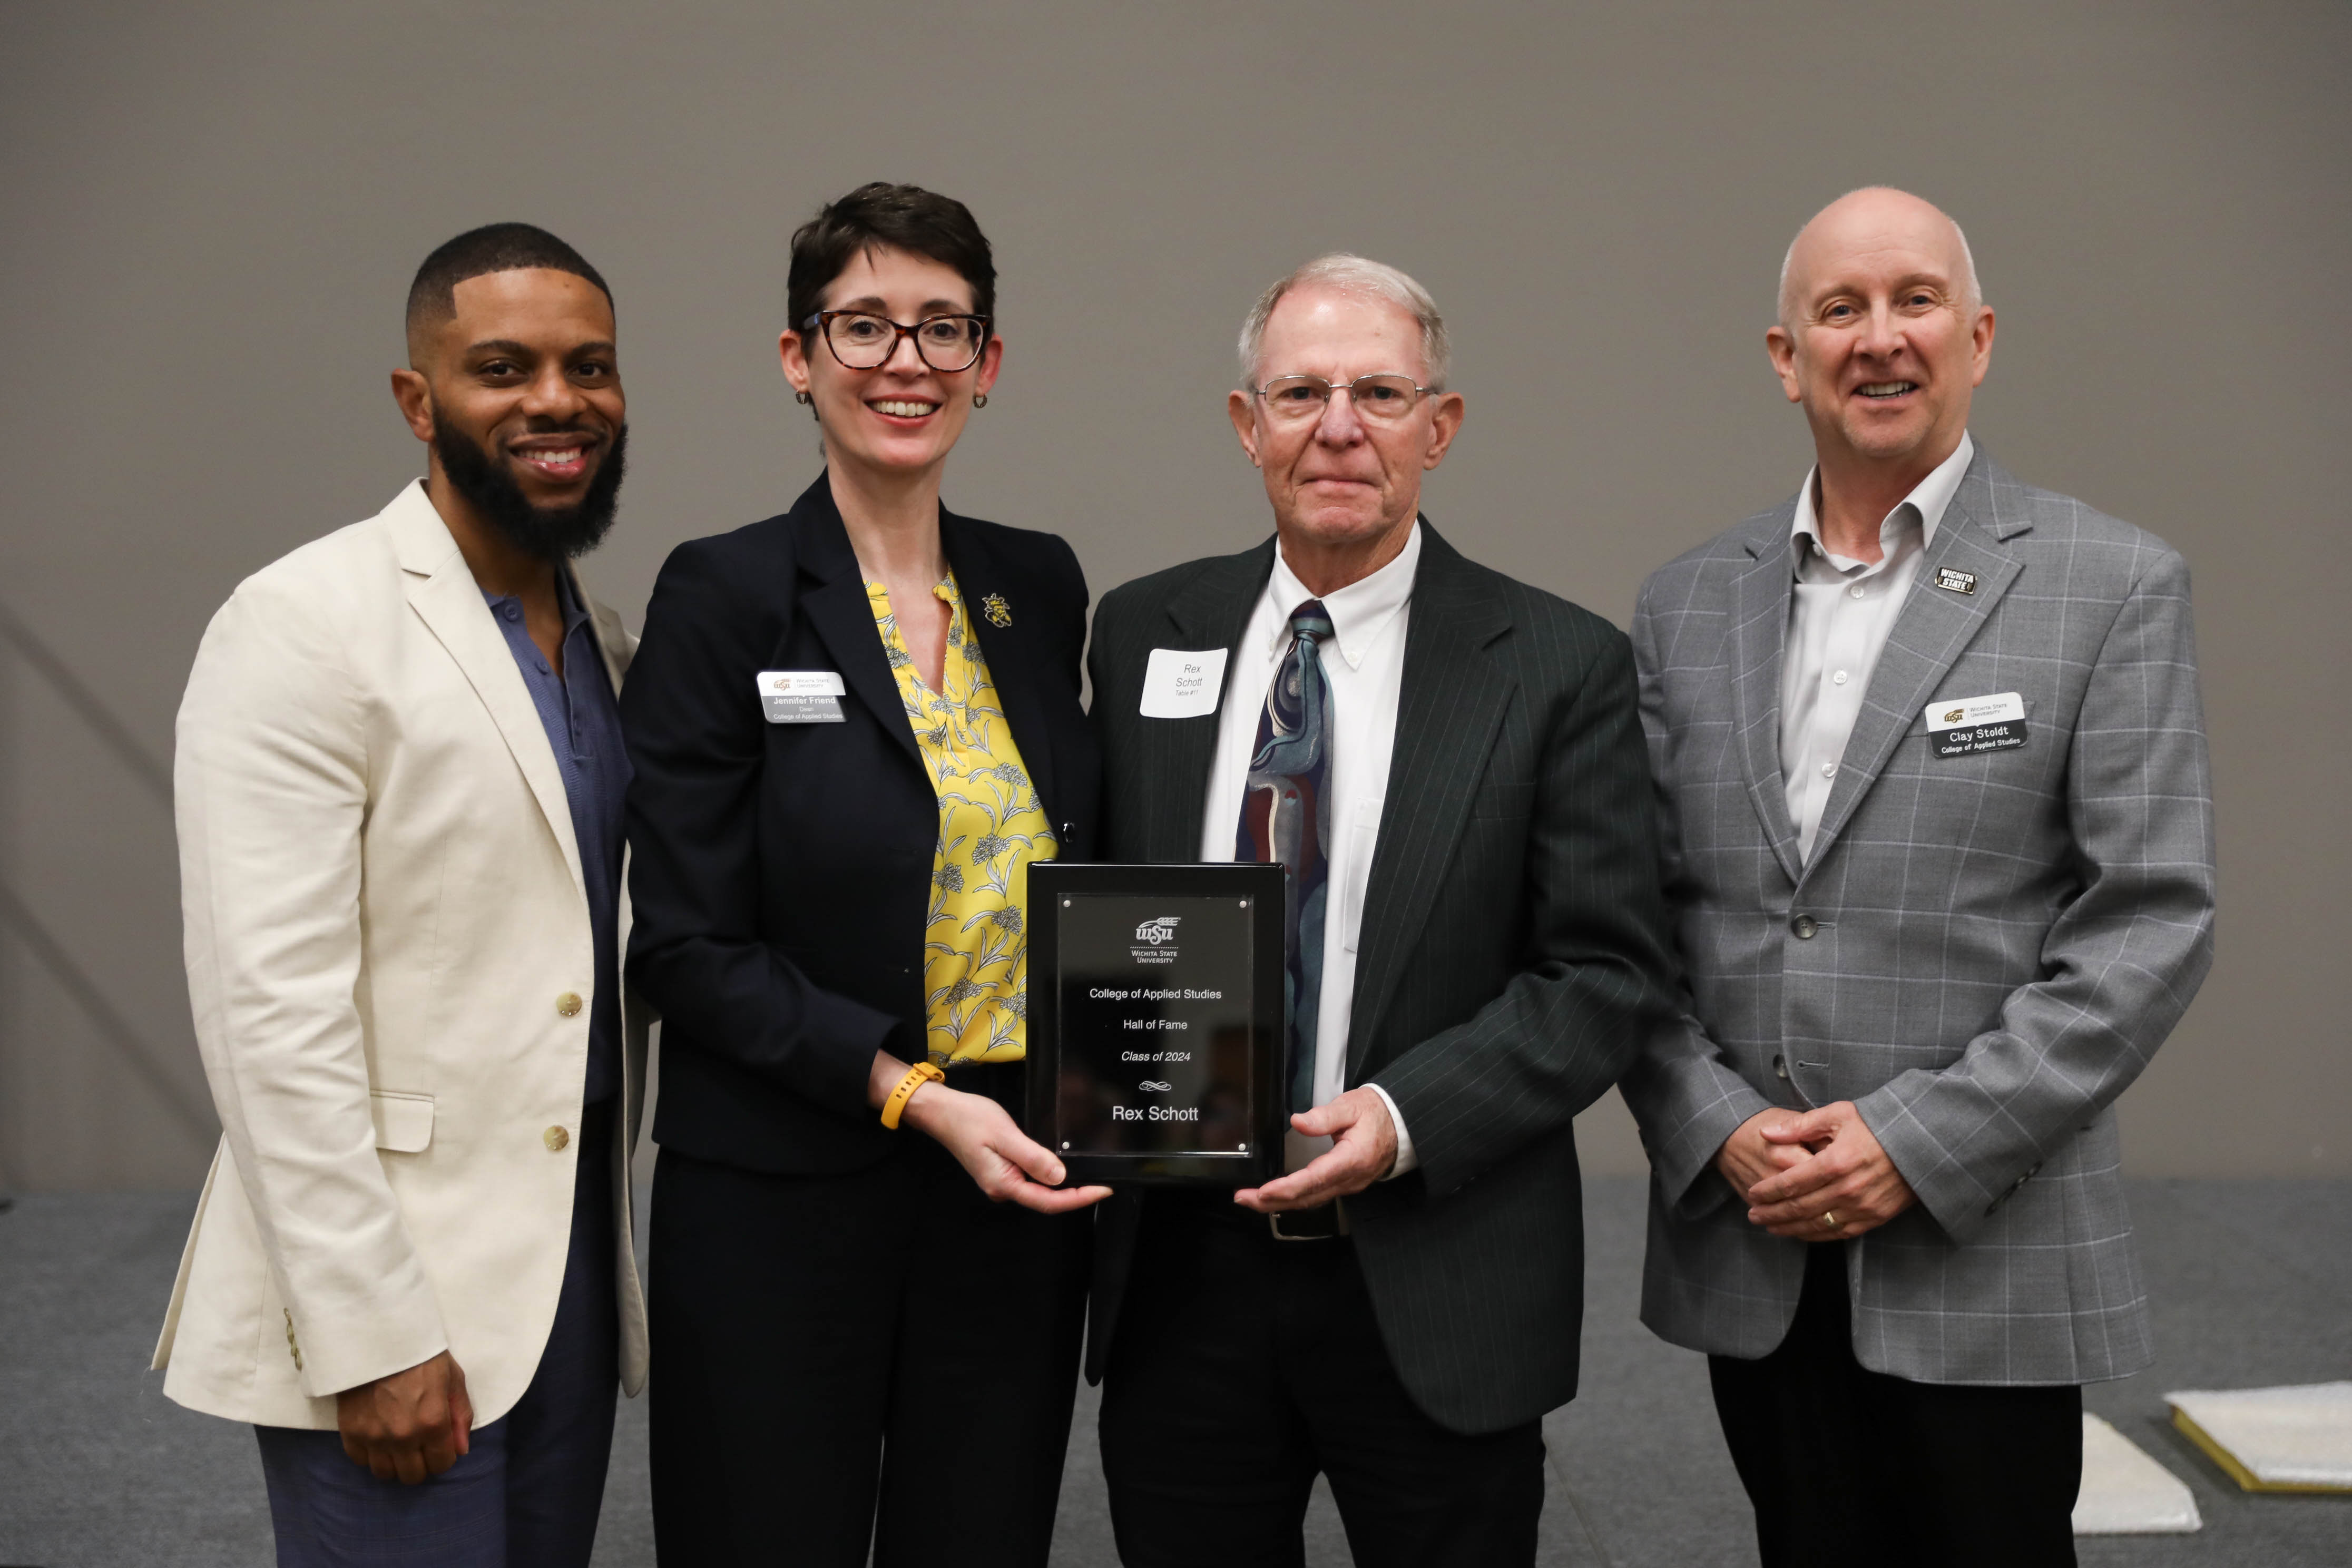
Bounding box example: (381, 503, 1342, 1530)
(1267, 1201, 1348, 1242)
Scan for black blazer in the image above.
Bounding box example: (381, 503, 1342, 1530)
(1083, 523, 1676, 1434)
(621, 475, 1101, 1175)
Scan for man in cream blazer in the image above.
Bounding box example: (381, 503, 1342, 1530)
(154, 224, 648, 1567)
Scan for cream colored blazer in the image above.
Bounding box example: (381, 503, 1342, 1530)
(152, 481, 650, 1430)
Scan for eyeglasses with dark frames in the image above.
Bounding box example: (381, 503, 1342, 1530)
(804, 311, 993, 373)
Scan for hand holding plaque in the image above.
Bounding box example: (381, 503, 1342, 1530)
(1232, 1086, 1397, 1212)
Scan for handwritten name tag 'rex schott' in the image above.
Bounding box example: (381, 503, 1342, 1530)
(1139, 649, 1229, 719)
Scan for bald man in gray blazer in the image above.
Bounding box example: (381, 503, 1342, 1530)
(1622, 188, 2216, 1568)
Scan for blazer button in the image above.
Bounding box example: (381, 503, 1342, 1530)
(544, 1125, 570, 1152)
(1773, 1054, 1790, 1080)
(1790, 915, 1818, 940)
(556, 992, 583, 1017)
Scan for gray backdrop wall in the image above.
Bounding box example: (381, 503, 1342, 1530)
(3, 1, 2345, 1191)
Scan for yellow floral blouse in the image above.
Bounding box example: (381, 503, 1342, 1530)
(869, 572, 1056, 1065)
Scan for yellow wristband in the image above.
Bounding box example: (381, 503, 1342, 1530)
(879, 1060, 945, 1130)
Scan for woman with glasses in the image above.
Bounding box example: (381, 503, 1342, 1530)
(620, 182, 1109, 1566)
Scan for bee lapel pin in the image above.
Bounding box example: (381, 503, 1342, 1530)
(982, 592, 1013, 629)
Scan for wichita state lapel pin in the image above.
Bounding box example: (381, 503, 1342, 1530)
(982, 592, 1013, 628)
(1933, 567, 1978, 596)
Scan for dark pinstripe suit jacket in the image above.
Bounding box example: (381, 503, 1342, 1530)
(1082, 521, 1678, 1435)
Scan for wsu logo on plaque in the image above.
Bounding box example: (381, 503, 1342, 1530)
(1130, 916, 1182, 965)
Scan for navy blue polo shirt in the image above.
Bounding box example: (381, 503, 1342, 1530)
(482, 569, 627, 1106)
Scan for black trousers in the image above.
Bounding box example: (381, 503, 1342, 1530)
(1708, 1241, 2082, 1568)
(648, 1111, 1092, 1568)
(1098, 1193, 1546, 1568)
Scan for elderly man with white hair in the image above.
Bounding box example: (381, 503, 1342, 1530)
(1621, 187, 2216, 1567)
(1080, 254, 1679, 1566)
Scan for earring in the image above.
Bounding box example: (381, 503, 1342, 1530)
(794, 389, 812, 405)
(973, 393, 989, 409)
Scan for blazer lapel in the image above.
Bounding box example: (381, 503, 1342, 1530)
(1149, 542, 1272, 864)
(943, 513, 1060, 827)
(1346, 525, 1514, 1078)
(386, 483, 584, 895)
(1802, 454, 2026, 871)
(792, 485, 924, 775)
(1727, 508, 1806, 886)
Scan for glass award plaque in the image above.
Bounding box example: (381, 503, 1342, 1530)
(1027, 861, 1286, 1187)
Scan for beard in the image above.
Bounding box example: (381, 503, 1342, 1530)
(433, 416, 627, 561)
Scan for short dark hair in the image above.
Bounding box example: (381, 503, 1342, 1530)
(406, 222, 612, 348)
(786, 183, 995, 345)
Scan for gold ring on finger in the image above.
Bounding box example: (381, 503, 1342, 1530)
(1819, 1210, 1841, 1231)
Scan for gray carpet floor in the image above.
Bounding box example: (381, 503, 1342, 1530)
(2, 1177, 2346, 1566)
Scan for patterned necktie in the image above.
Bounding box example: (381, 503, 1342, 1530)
(1235, 600, 1334, 1114)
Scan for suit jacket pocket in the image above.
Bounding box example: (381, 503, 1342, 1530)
(369, 1091, 435, 1153)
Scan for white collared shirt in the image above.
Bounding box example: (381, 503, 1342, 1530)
(1199, 522, 1422, 1174)
(1780, 432, 1974, 863)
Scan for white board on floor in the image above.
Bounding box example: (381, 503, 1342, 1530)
(2073, 1413, 2202, 1535)
(2167, 1381, 2352, 1492)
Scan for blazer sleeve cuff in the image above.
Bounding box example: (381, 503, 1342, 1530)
(1619, 1022, 1776, 1218)
(1855, 1085, 2001, 1245)
(286, 1266, 450, 1400)
(1653, 1089, 1770, 1220)
(799, 991, 910, 1121)
(1365, 1083, 1418, 1178)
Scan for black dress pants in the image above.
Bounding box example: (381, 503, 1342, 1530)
(1708, 1241, 2082, 1568)
(1098, 1193, 1546, 1568)
(648, 1115, 1092, 1568)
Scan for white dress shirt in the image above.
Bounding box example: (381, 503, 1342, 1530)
(1199, 523, 1422, 1174)
(1780, 433, 1974, 863)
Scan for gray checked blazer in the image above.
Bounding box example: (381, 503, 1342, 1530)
(1620, 446, 2217, 1386)
(1083, 522, 1678, 1434)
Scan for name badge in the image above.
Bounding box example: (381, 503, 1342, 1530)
(1139, 648, 1228, 719)
(1926, 691, 2026, 757)
(758, 670, 846, 724)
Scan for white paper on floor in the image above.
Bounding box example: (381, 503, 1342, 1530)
(2073, 1413, 2202, 1535)
(2166, 1381, 2352, 1491)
